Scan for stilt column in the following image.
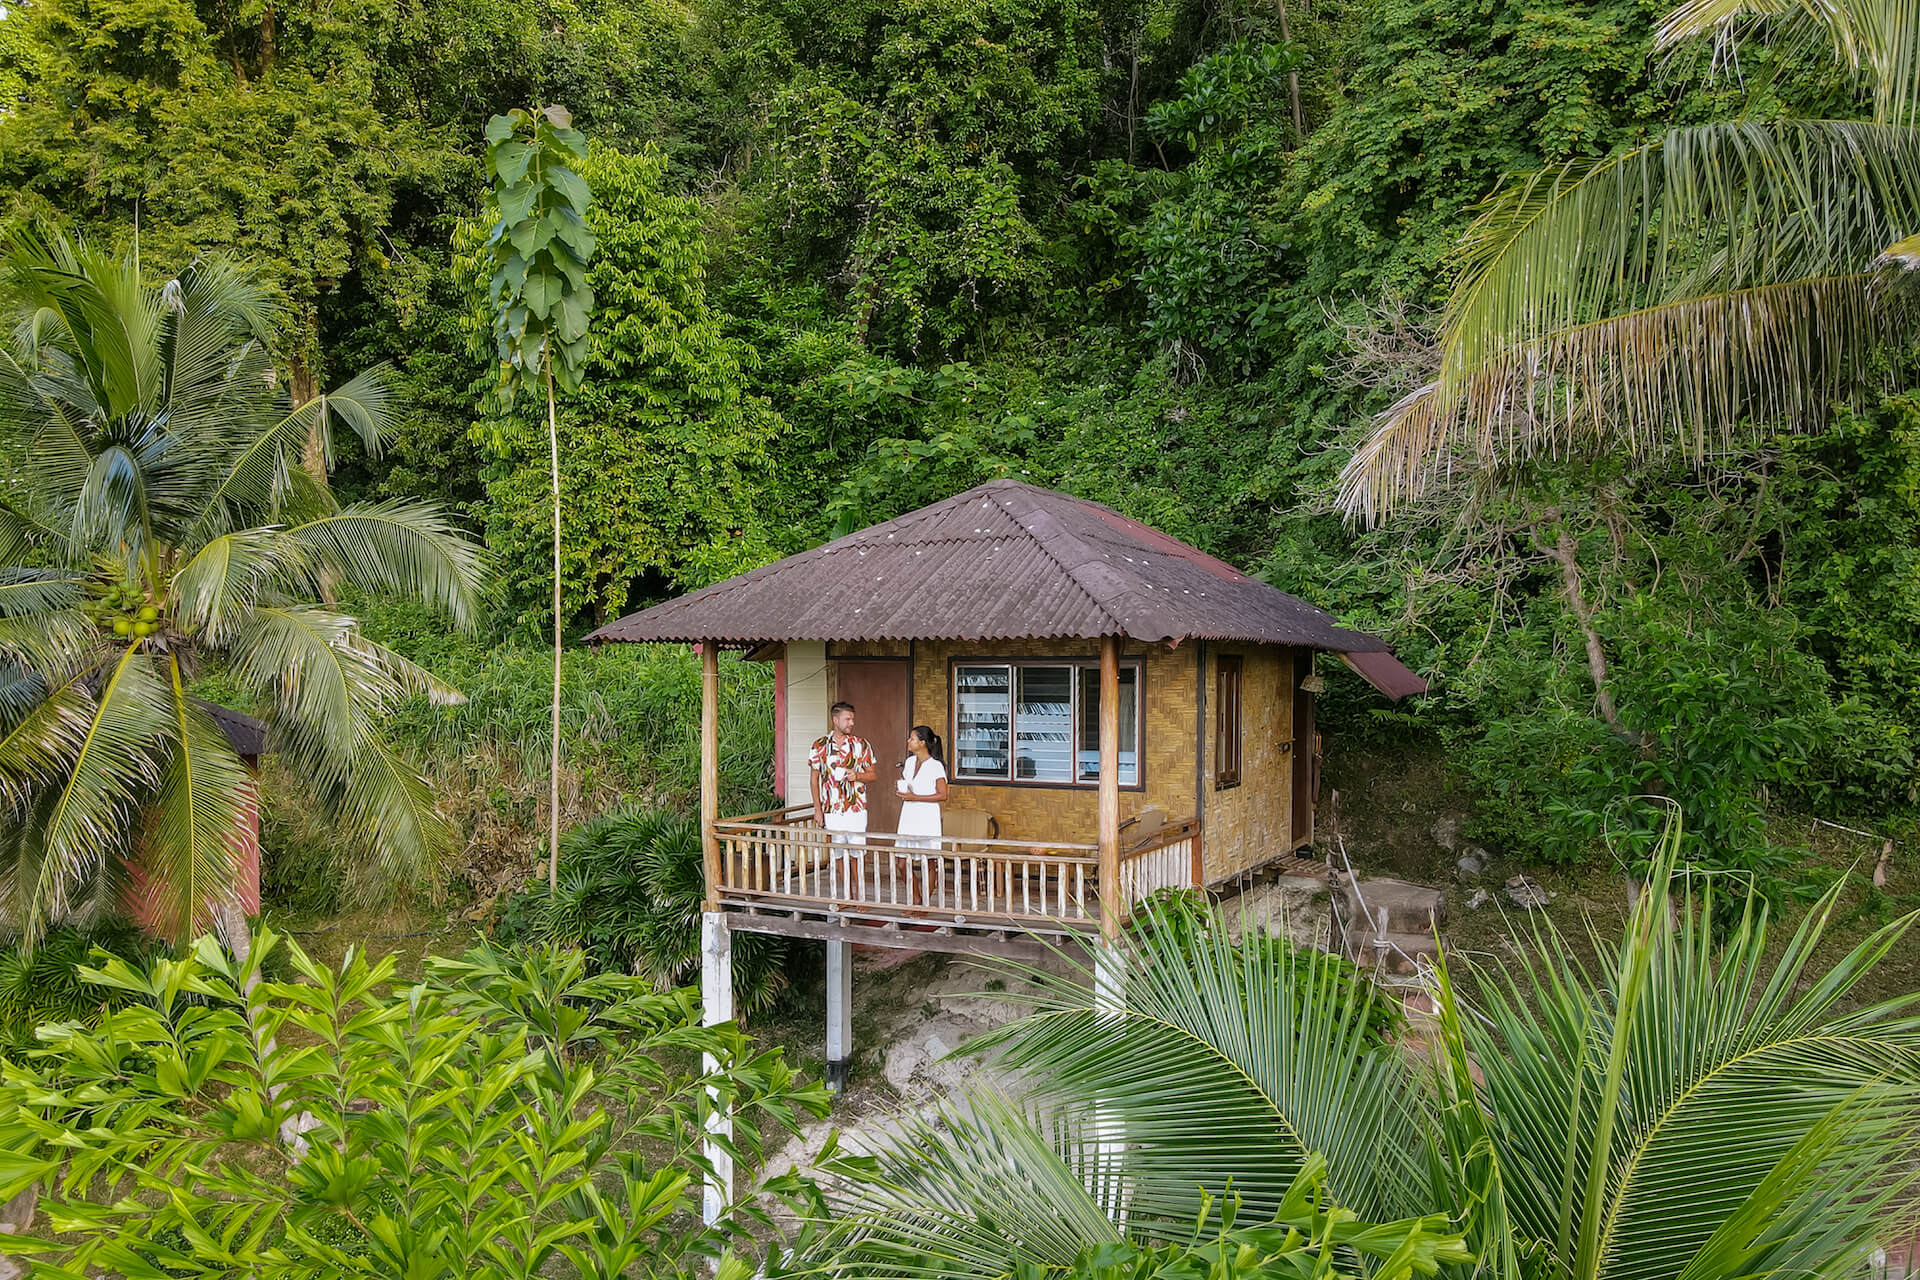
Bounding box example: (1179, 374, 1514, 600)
(825, 938, 853, 1095)
(700, 910, 734, 1226)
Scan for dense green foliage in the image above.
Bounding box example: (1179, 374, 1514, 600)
(495, 806, 794, 1015)
(257, 608, 775, 913)
(0, 922, 152, 1050)
(0, 934, 828, 1276)
(4, 0, 1916, 894)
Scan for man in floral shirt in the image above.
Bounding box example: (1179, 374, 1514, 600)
(810, 702, 878, 862)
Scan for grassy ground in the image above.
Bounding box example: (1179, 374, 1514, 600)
(1325, 742, 1920, 1008)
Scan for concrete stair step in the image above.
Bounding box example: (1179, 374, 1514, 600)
(1350, 929, 1440, 975)
(1341, 878, 1446, 934)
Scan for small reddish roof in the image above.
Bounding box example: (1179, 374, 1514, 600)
(589, 481, 1411, 666)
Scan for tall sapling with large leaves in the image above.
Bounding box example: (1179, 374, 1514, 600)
(484, 105, 596, 890)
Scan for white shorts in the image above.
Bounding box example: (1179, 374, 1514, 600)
(823, 809, 867, 857)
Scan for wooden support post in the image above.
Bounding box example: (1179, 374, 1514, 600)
(825, 939, 853, 1096)
(699, 911, 734, 1226)
(701, 642, 720, 910)
(1098, 635, 1121, 940)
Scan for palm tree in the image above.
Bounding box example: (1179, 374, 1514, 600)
(0, 225, 484, 946)
(811, 824, 1920, 1279)
(1337, 0, 1920, 525)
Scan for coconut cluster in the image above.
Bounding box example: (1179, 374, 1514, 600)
(88, 584, 164, 639)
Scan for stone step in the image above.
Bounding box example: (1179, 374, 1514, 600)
(1349, 929, 1440, 976)
(1341, 877, 1446, 934)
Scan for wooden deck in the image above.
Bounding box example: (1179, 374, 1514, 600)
(712, 807, 1202, 952)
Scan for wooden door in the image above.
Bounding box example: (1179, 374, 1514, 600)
(833, 659, 913, 835)
(1291, 655, 1316, 847)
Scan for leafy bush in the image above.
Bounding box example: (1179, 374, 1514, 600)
(496, 807, 794, 1017)
(1543, 608, 1826, 901)
(0, 923, 156, 1051)
(0, 934, 829, 1277)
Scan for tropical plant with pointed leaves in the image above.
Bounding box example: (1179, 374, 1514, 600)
(1338, 0, 1920, 524)
(812, 819, 1920, 1279)
(483, 103, 596, 892)
(0, 225, 484, 945)
(0, 934, 828, 1278)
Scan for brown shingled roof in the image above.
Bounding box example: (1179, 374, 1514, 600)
(586, 480, 1396, 654)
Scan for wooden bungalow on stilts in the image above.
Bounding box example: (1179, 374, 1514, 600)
(587, 480, 1424, 1216)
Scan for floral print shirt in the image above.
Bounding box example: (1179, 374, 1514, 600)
(809, 733, 876, 815)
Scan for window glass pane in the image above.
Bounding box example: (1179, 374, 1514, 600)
(1014, 666, 1074, 782)
(955, 665, 1012, 779)
(1077, 666, 1139, 786)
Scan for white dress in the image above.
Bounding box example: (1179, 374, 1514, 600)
(897, 757, 946, 848)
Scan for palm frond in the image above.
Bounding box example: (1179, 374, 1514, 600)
(1340, 120, 1920, 523)
(314, 362, 397, 458)
(25, 643, 168, 944)
(1445, 824, 1920, 1279)
(304, 728, 447, 905)
(0, 345, 94, 525)
(0, 607, 100, 683)
(224, 606, 383, 761)
(1339, 272, 1899, 521)
(0, 570, 82, 618)
(0, 664, 99, 814)
(223, 605, 448, 900)
(129, 656, 251, 943)
(280, 499, 485, 630)
(965, 906, 1422, 1227)
(811, 1094, 1126, 1279)
(167, 529, 314, 643)
(3, 226, 163, 428)
(1656, 0, 1920, 129)
(350, 632, 468, 707)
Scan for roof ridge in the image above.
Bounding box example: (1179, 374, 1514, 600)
(991, 484, 1144, 638)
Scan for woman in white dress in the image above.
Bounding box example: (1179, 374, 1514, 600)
(894, 725, 949, 908)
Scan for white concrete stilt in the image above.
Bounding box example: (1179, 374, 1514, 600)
(700, 911, 735, 1227)
(825, 938, 853, 1095)
(1093, 939, 1129, 1228)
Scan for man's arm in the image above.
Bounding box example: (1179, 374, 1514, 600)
(809, 749, 825, 822)
(852, 739, 880, 784)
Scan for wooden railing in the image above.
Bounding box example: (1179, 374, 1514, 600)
(710, 807, 1200, 935)
(713, 807, 1102, 933)
(1117, 818, 1203, 919)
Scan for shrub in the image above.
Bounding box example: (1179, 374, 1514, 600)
(0, 935, 829, 1277)
(496, 806, 794, 1017)
(0, 923, 156, 1051)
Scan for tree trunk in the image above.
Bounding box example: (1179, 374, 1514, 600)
(1127, 30, 1141, 164)
(260, 0, 276, 73)
(1275, 0, 1305, 139)
(1545, 521, 1624, 733)
(547, 353, 563, 892)
(289, 355, 322, 482)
